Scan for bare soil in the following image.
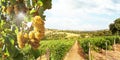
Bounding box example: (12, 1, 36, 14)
(64, 40, 85, 60)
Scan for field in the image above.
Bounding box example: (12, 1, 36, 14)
(34, 29, 120, 60)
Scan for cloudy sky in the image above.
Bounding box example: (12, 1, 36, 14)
(44, 0, 120, 31)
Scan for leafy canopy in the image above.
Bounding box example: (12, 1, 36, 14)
(109, 18, 120, 35)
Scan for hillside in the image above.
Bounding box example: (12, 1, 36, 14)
(45, 29, 81, 40)
(45, 28, 112, 40)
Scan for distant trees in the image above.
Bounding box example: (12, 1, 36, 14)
(109, 18, 120, 35)
(45, 32, 67, 40)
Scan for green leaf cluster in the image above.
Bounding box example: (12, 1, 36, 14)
(109, 18, 120, 35)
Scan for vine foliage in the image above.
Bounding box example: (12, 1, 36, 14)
(0, 0, 52, 59)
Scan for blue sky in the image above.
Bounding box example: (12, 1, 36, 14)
(44, 0, 120, 31)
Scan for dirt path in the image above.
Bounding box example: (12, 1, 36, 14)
(64, 40, 85, 60)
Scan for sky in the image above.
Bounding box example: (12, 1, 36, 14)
(44, 0, 120, 31)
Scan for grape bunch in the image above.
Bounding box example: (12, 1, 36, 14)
(29, 16, 45, 49)
(17, 16, 45, 49)
(6, 5, 13, 15)
(17, 32, 28, 48)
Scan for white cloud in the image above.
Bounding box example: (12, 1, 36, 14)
(44, 0, 120, 31)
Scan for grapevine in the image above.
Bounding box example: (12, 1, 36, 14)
(0, 0, 52, 59)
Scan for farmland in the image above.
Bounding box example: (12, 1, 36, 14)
(34, 29, 120, 60)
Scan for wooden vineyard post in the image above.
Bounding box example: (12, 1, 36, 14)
(105, 41, 107, 60)
(113, 39, 116, 51)
(88, 42, 91, 60)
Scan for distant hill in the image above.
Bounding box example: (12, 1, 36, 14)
(44, 28, 112, 40)
(45, 28, 109, 33)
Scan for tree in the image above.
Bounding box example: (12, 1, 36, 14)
(0, 0, 52, 59)
(109, 18, 120, 35)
